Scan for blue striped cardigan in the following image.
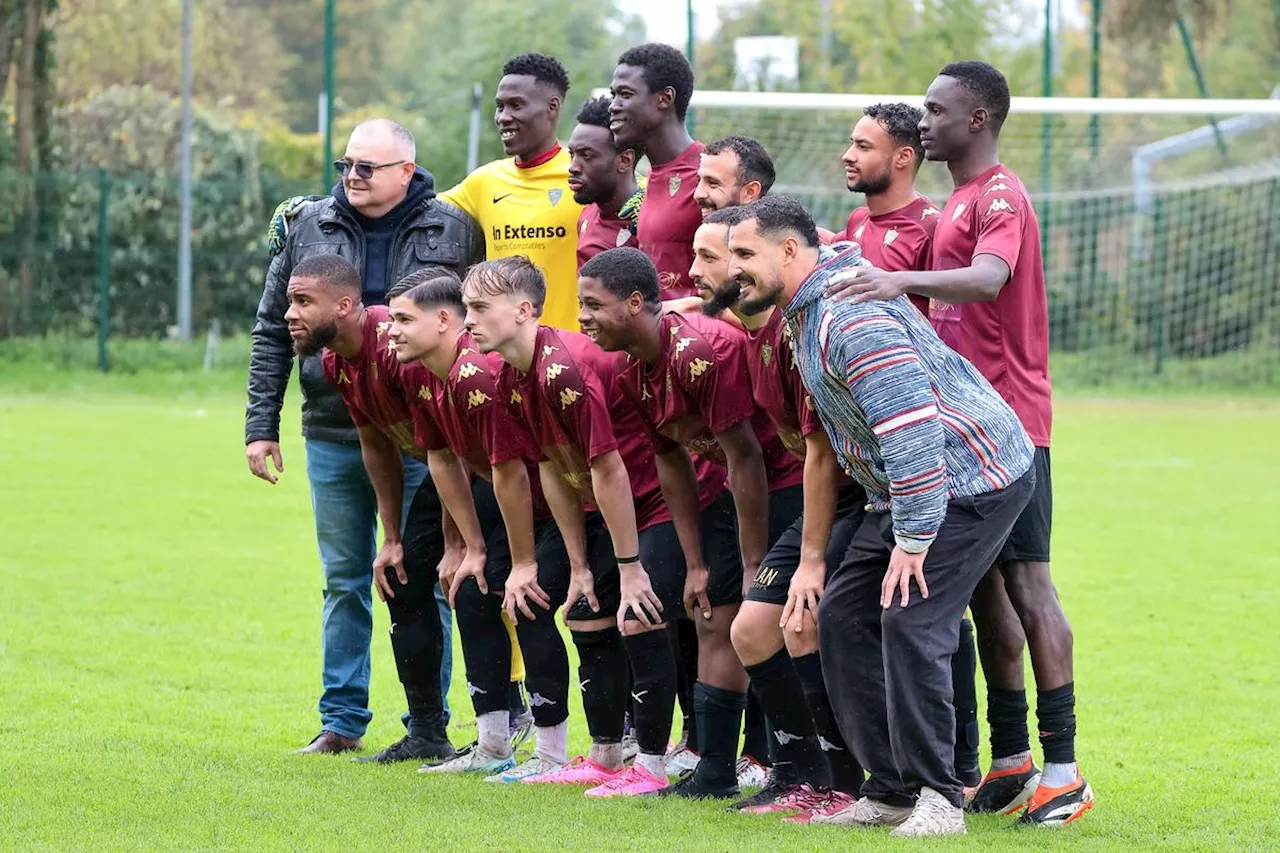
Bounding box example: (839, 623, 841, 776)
(783, 245, 1034, 553)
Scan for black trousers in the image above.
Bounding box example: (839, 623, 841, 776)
(818, 470, 1034, 808)
(389, 474, 448, 736)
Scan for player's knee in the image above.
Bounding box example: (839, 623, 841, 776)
(783, 621, 819, 657)
(450, 579, 490, 618)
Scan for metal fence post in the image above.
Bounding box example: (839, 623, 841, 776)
(97, 169, 110, 373)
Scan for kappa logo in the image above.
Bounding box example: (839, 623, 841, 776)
(376, 320, 392, 337)
(921, 206, 941, 219)
(418, 386, 432, 401)
(458, 362, 483, 378)
(548, 188, 563, 206)
(385, 338, 397, 354)
(984, 182, 1012, 195)
(528, 692, 558, 708)
(466, 389, 491, 409)
(818, 736, 843, 752)
(466, 682, 487, 697)
(951, 202, 967, 221)
(988, 198, 1014, 215)
(542, 344, 559, 357)
(688, 358, 711, 380)
(545, 362, 568, 382)
(674, 336, 695, 356)
(668, 176, 681, 197)
(774, 730, 802, 745)
(578, 679, 591, 693)
(337, 370, 351, 385)
(986, 172, 1011, 183)
(616, 227, 632, 247)
(631, 689, 649, 705)
(884, 228, 899, 247)
(559, 387, 582, 408)
(510, 388, 522, 405)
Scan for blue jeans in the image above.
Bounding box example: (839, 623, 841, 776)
(305, 438, 453, 739)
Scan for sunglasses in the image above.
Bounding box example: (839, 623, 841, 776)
(333, 159, 407, 180)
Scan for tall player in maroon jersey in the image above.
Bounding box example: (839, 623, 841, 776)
(379, 268, 580, 781)
(827, 61, 1090, 827)
(283, 255, 455, 765)
(579, 247, 807, 801)
(461, 256, 737, 798)
(570, 95, 643, 269)
(609, 43, 702, 300)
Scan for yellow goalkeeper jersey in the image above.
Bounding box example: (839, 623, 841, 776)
(439, 146, 583, 331)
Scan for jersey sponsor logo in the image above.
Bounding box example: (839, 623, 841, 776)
(951, 202, 967, 221)
(492, 193, 512, 204)
(466, 389, 491, 409)
(559, 387, 582, 408)
(548, 188, 563, 206)
(458, 362, 483, 379)
(688, 358, 711, 380)
(616, 227, 632, 247)
(668, 176, 681, 197)
(884, 228, 899, 247)
(987, 198, 1014, 215)
(491, 224, 570, 241)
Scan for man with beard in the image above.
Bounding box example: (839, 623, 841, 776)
(246, 119, 479, 755)
(688, 208, 867, 822)
(569, 95, 644, 268)
(283, 253, 455, 764)
(578, 247, 806, 801)
(826, 63, 1090, 827)
(609, 43, 702, 300)
(727, 195, 1034, 836)
(836, 103, 985, 796)
(440, 53, 583, 331)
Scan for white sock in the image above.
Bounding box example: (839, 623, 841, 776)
(1041, 761, 1078, 788)
(535, 721, 569, 765)
(589, 741, 624, 770)
(635, 751, 665, 778)
(990, 750, 1032, 772)
(477, 711, 511, 757)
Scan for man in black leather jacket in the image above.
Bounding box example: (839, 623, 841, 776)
(244, 119, 483, 754)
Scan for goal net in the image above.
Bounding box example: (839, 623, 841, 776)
(685, 92, 1280, 388)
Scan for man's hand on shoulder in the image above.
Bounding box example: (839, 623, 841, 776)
(266, 195, 322, 257)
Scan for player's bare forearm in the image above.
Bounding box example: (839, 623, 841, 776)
(901, 255, 1010, 304)
(427, 448, 484, 553)
(492, 459, 536, 566)
(799, 433, 841, 569)
(656, 448, 707, 571)
(358, 426, 404, 544)
(717, 423, 769, 573)
(539, 462, 589, 570)
(589, 450, 640, 561)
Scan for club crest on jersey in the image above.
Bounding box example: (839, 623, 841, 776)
(853, 224, 866, 241)
(668, 176, 681, 197)
(761, 343, 773, 366)
(951, 202, 967, 221)
(884, 229, 899, 247)
(548, 188, 563, 206)
(616, 228, 632, 247)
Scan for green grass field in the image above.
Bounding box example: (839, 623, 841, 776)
(2, 372, 1279, 852)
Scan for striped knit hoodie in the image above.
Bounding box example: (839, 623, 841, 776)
(783, 244, 1034, 553)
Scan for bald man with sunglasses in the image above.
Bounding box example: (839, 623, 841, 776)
(247, 119, 486, 755)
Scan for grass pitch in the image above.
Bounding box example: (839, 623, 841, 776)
(1, 372, 1278, 852)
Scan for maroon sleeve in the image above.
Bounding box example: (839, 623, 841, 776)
(673, 326, 754, 433)
(973, 187, 1026, 272)
(450, 357, 522, 465)
(543, 354, 619, 463)
(412, 406, 449, 453)
(323, 351, 371, 427)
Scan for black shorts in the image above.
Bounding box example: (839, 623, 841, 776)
(472, 478, 571, 606)
(747, 482, 867, 606)
(998, 447, 1052, 564)
(767, 483, 806, 546)
(561, 511, 622, 622)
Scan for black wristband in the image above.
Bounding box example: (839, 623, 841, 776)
(615, 554, 640, 565)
